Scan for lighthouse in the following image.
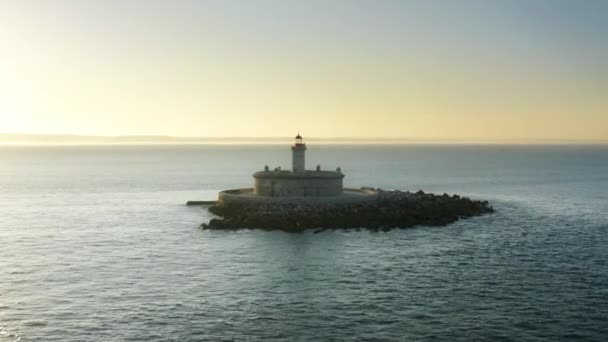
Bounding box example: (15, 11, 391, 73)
(291, 133, 306, 174)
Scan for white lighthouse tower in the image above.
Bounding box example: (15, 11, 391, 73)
(291, 133, 306, 174)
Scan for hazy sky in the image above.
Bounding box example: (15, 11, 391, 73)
(1, 0, 606, 140)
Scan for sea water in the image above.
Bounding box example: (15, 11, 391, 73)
(0, 145, 607, 341)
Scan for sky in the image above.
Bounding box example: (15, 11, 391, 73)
(0, 0, 606, 141)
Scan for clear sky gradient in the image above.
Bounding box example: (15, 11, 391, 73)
(1, 0, 606, 141)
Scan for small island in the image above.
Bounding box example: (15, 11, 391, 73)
(199, 134, 494, 232)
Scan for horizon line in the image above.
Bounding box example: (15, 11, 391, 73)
(1, 133, 607, 145)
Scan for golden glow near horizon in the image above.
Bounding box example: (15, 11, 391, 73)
(0, 1, 607, 142)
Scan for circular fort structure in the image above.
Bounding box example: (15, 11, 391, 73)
(215, 134, 378, 207)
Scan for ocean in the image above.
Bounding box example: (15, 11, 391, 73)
(1, 144, 607, 341)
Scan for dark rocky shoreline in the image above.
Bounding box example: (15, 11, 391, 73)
(200, 189, 494, 232)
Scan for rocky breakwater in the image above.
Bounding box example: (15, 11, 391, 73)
(200, 189, 494, 232)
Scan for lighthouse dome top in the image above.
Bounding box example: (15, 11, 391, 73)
(295, 133, 303, 144)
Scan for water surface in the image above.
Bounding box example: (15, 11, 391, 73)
(1, 145, 607, 341)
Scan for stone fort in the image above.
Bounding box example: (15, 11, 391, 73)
(216, 134, 378, 207)
(253, 134, 343, 197)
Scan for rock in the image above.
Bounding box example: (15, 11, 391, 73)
(200, 188, 494, 232)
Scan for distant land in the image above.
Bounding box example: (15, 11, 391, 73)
(0, 134, 607, 145)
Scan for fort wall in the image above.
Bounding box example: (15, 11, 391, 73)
(217, 188, 378, 207)
(253, 170, 343, 197)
